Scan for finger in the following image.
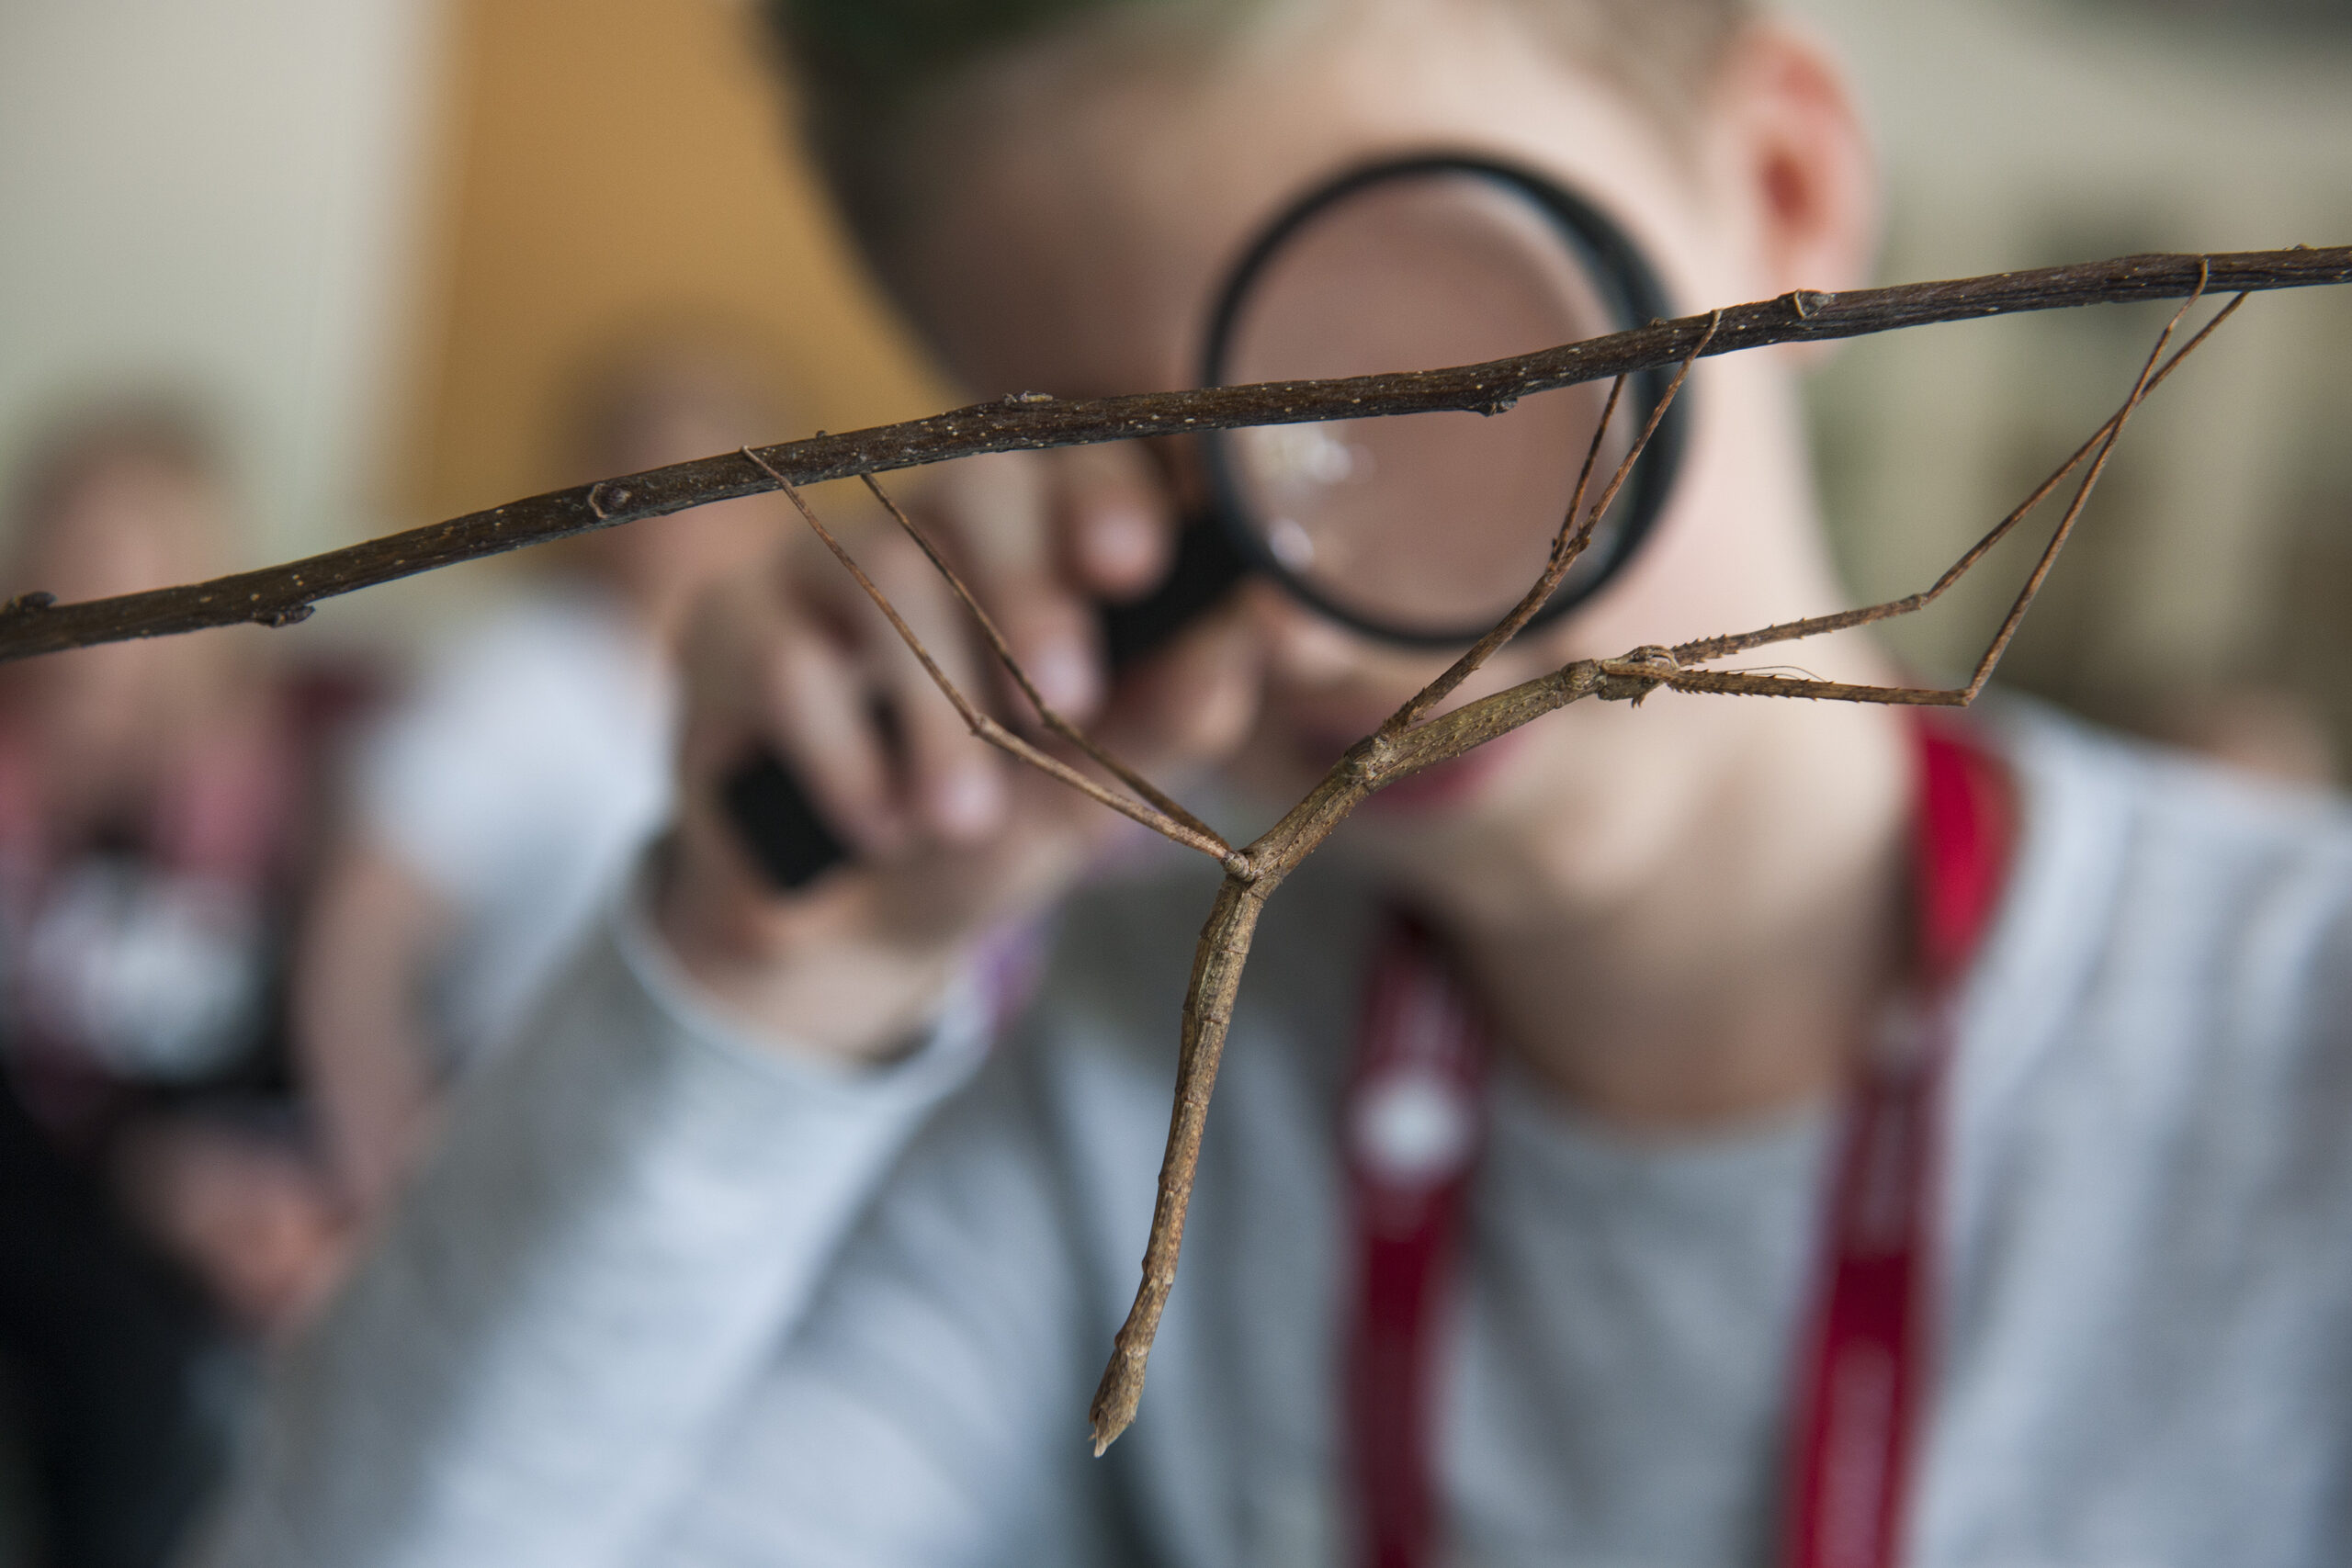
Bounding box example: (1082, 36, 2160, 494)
(922, 453, 1101, 718)
(1093, 595, 1263, 779)
(1053, 442, 1174, 602)
(857, 534, 1007, 845)
(758, 612, 910, 855)
(682, 551, 915, 862)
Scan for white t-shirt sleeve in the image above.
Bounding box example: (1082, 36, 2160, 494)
(351, 598, 674, 1057)
(194, 869, 997, 1568)
(358, 643, 546, 916)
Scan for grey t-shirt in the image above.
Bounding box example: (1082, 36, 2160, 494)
(198, 706, 2352, 1568)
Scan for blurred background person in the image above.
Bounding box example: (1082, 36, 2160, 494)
(292, 329, 794, 1224)
(0, 402, 353, 1568)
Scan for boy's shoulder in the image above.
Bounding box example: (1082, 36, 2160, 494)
(1930, 705, 2352, 1557)
(1962, 696, 2352, 1182)
(1989, 695, 2352, 971)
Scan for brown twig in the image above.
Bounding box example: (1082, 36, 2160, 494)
(1082, 276, 2242, 1453)
(0, 249, 2344, 664)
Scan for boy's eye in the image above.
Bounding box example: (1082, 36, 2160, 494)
(1201, 157, 1684, 649)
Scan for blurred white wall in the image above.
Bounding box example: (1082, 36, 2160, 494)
(0, 0, 443, 571)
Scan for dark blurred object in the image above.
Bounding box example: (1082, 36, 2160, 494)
(2068, 0, 2352, 29)
(0, 1080, 225, 1568)
(0, 400, 366, 1568)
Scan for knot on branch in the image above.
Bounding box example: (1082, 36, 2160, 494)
(1785, 289, 1834, 321)
(253, 604, 313, 629)
(586, 481, 632, 520)
(0, 592, 55, 618)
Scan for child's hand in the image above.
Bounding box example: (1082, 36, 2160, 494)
(657, 446, 1260, 1065)
(114, 1117, 356, 1339)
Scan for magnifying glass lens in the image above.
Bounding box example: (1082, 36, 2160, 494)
(1217, 169, 1637, 637)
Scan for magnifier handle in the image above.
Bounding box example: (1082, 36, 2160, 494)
(724, 518, 1246, 892)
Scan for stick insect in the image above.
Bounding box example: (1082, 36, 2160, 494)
(748, 266, 2242, 1451)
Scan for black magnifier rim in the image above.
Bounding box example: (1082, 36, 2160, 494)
(1197, 152, 1688, 648)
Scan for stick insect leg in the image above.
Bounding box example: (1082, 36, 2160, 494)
(741, 451, 1234, 863)
(1634, 271, 2232, 710)
(855, 473, 1229, 851)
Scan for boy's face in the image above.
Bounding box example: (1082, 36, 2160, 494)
(882, 1, 1870, 835)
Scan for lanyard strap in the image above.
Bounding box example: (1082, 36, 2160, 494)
(1345, 916, 1490, 1568)
(1343, 721, 2013, 1568)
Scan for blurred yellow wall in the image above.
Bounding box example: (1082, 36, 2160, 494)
(397, 0, 949, 523)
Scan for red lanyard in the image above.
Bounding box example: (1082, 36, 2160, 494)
(1343, 722, 2013, 1568)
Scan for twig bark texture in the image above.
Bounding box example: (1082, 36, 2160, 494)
(0, 248, 2344, 663)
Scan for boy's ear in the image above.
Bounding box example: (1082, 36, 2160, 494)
(1706, 19, 1880, 301)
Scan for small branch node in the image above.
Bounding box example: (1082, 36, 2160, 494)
(254, 604, 313, 629)
(1, 592, 56, 617)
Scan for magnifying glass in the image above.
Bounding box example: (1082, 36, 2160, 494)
(730, 152, 1688, 887)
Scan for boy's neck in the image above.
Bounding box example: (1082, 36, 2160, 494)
(1414, 698, 1916, 1134)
